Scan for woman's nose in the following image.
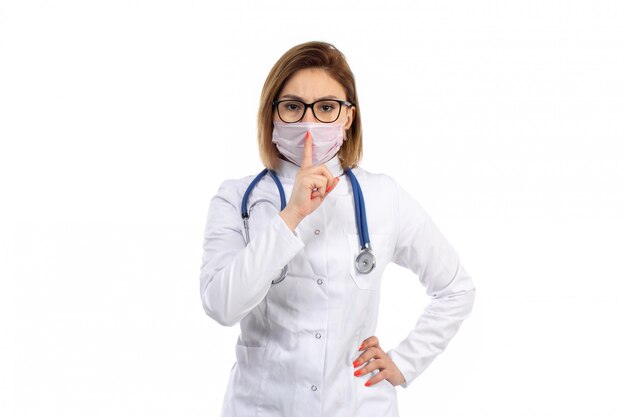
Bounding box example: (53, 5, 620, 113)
(301, 106, 317, 123)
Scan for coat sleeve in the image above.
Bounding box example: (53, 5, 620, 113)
(384, 176, 476, 389)
(199, 179, 305, 327)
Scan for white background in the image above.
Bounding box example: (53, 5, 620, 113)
(1, 1, 625, 416)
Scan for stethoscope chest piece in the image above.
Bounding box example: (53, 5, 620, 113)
(355, 248, 376, 274)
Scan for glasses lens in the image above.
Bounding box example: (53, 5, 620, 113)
(313, 100, 341, 123)
(277, 101, 304, 123)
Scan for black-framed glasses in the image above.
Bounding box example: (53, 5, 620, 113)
(272, 98, 354, 123)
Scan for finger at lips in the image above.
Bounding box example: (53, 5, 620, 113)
(301, 131, 312, 169)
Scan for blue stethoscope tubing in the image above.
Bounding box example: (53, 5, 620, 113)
(345, 169, 376, 274)
(240, 167, 375, 284)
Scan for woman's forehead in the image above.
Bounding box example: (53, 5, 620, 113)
(279, 68, 346, 100)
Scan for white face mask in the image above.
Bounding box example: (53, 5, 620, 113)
(272, 121, 345, 167)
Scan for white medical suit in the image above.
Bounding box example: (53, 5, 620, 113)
(199, 154, 476, 416)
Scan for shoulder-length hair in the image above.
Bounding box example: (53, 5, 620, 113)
(257, 41, 362, 171)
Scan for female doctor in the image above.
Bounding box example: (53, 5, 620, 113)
(199, 41, 476, 417)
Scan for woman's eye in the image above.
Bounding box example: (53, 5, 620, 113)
(317, 102, 337, 112)
(283, 102, 302, 112)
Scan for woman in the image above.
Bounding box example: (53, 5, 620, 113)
(199, 41, 476, 417)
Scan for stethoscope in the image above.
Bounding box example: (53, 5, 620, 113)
(241, 167, 375, 284)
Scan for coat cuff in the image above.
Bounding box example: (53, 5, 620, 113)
(386, 348, 410, 389)
(273, 213, 304, 254)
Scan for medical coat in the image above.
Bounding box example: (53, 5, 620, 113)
(199, 153, 476, 417)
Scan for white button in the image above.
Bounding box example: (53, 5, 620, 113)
(317, 279, 323, 285)
(314, 229, 320, 235)
(311, 385, 317, 391)
(315, 332, 321, 339)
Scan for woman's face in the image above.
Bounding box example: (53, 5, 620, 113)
(273, 67, 355, 131)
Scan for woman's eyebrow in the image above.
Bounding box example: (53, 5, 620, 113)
(279, 94, 340, 100)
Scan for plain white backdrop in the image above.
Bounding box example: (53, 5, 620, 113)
(1, 1, 625, 416)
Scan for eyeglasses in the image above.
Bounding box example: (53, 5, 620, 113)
(272, 98, 354, 123)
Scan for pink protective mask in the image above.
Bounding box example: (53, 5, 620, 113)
(272, 121, 345, 167)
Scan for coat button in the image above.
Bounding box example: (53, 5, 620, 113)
(311, 385, 317, 391)
(315, 332, 321, 339)
(314, 229, 320, 235)
(317, 279, 323, 285)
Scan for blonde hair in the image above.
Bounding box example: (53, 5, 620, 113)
(257, 41, 363, 170)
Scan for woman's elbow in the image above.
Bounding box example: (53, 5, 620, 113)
(199, 270, 240, 327)
(200, 294, 240, 327)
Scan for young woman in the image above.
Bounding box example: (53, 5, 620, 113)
(199, 41, 476, 417)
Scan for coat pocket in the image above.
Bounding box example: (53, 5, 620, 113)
(346, 233, 391, 291)
(233, 343, 267, 408)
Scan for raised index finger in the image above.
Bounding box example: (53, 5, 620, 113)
(300, 131, 312, 169)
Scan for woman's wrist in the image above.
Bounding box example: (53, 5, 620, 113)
(279, 207, 303, 232)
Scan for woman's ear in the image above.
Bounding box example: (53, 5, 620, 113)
(343, 105, 356, 131)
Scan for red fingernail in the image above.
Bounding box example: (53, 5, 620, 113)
(365, 381, 372, 387)
(353, 360, 361, 368)
(327, 178, 339, 193)
(354, 370, 362, 376)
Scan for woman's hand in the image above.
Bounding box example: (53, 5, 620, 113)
(352, 335, 406, 387)
(280, 131, 340, 230)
